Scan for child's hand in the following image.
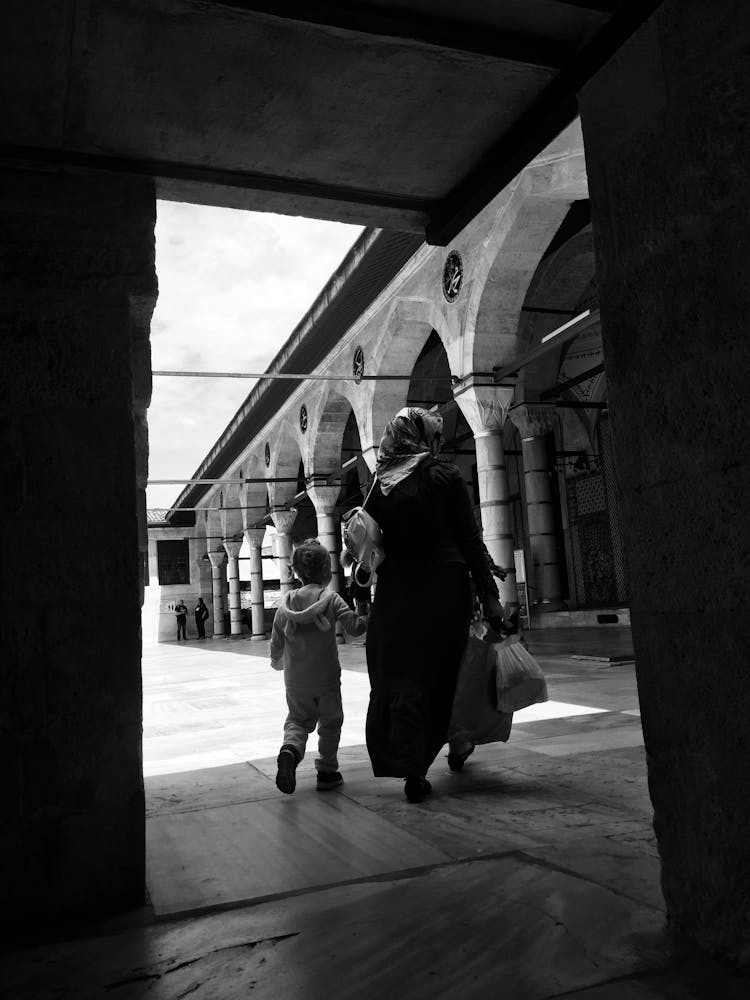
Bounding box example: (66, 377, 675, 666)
(271, 658, 283, 671)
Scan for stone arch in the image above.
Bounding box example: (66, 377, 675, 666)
(515, 226, 599, 404)
(338, 407, 367, 510)
(365, 297, 453, 456)
(306, 384, 363, 477)
(265, 420, 305, 509)
(265, 422, 319, 542)
(205, 492, 225, 555)
(241, 483, 268, 530)
(220, 482, 244, 542)
(463, 152, 588, 376)
(192, 503, 213, 598)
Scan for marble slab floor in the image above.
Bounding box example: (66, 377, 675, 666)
(4, 629, 748, 997)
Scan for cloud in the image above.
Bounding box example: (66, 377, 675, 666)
(147, 203, 362, 510)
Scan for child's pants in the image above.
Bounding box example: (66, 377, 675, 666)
(283, 685, 343, 772)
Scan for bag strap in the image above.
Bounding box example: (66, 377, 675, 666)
(361, 475, 378, 511)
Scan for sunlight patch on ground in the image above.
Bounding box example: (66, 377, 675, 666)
(142, 643, 607, 777)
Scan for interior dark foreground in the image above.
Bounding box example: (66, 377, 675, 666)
(2, 0, 750, 973)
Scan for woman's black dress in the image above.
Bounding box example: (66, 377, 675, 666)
(365, 459, 498, 777)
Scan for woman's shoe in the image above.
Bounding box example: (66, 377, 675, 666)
(447, 743, 475, 772)
(404, 777, 432, 803)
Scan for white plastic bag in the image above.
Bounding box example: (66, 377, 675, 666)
(494, 635, 548, 713)
(450, 636, 513, 745)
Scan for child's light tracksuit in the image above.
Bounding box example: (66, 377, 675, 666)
(271, 585, 367, 772)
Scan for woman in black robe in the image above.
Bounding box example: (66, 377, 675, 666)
(364, 407, 503, 803)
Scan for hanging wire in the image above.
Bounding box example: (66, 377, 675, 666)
(147, 477, 298, 485)
(154, 370, 459, 384)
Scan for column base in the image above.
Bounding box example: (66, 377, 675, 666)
(534, 599, 568, 612)
(250, 632, 268, 641)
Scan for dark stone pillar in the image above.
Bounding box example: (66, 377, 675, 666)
(578, 1, 750, 963)
(0, 168, 157, 923)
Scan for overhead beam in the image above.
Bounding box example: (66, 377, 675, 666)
(425, 0, 664, 245)
(492, 309, 600, 381)
(555, 400, 608, 409)
(153, 370, 453, 382)
(148, 478, 298, 485)
(544, 0, 620, 11)
(214, 1, 573, 69)
(540, 362, 605, 399)
(0, 142, 432, 232)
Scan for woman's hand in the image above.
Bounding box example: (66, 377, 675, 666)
(481, 594, 505, 633)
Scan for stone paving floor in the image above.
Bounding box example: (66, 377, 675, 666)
(4, 628, 748, 998)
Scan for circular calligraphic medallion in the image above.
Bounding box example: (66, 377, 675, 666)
(299, 404, 308, 433)
(442, 250, 463, 303)
(353, 346, 365, 384)
(264, 442, 271, 467)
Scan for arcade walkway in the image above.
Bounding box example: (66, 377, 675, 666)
(4, 630, 747, 998)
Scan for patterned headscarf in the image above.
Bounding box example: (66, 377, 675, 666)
(375, 407, 444, 496)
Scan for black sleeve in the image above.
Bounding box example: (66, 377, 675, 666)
(435, 463, 500, 601)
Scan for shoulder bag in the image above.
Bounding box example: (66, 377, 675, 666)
(341, 478, 385, 587)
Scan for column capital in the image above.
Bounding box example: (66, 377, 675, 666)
(223, 539, 243, 560)
(242, 504, 267, 532)
(452, 377, 515, 434)
(243, 527, 266, 548)
(271, 507, 297, 534)
(207, 549, 227, 569)
(306, 481, 340, 516)
(508, 403, 558, 439)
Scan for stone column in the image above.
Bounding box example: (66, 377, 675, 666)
(0, 169, 156, 921)
(306, 482, 343, 588)
(509, 404, 564, 609)
(244, 528, 267, 640)
(577, 0, 750, 961)
(453, 380, 517, 608)
(307, 480, 345, 642)
(223, 539, 243, 638)
(207, 550, 227, 637)
(271, 509, 297, 595)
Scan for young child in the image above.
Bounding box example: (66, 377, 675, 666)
(271, 539, 369, 794)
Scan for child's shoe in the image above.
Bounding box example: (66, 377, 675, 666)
(276, 745, 299, 794)
(316, 770, 343, 791)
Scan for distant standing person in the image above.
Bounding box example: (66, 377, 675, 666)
(271, 539, 369, 794)
(194, 597, 209, 639)
(174, 599, 188, 641)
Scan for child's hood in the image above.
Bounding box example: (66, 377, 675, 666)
(279, 585, 334, 631)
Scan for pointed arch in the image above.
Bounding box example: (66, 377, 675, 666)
(266, 420, 305, 509)
(307, 385, 363, 477)
(515, 226, 598, 402)
(462, 125, 588, 376)
(365, 297, 453, 450)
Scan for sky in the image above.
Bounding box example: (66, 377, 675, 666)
(147, 202, 363, 511)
